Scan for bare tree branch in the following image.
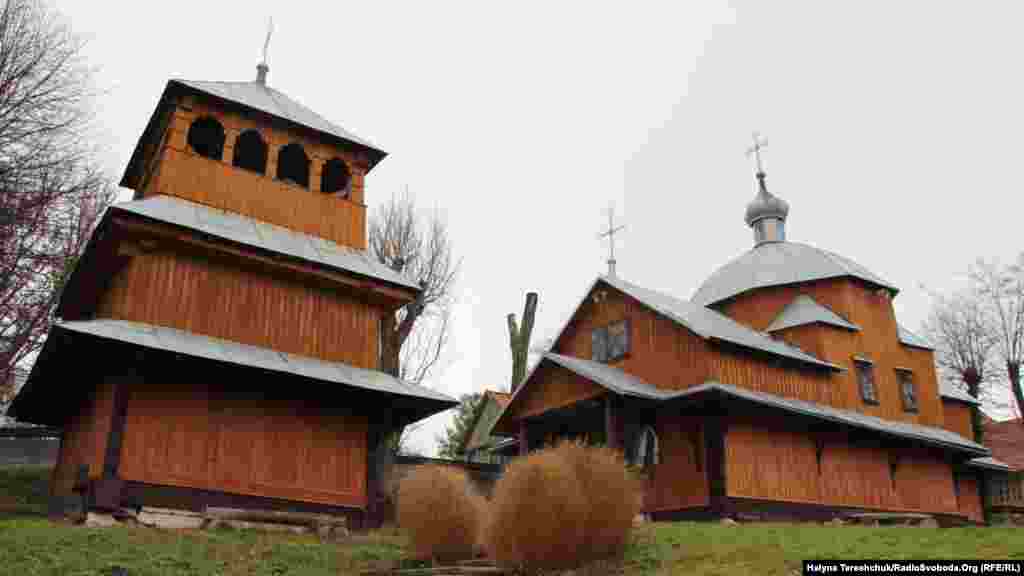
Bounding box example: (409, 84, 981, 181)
(0, 0, 114, 402)
(970, 256, 1024, 426)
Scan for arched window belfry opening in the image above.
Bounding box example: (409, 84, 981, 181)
(187, 116, 225, 161)
(277, 143, 310, 188)
(232, 130, 267, 174)
(320, 157, 351, 196)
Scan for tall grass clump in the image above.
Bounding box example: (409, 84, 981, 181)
(558, 439, 641, 558)
(484, 440, 639, 570)
(396, 465, 485, 562)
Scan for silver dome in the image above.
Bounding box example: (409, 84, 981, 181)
(744, 183, 790, 226)
(692, 241, 898, 307)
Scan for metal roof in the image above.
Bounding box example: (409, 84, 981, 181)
(939, 381, 981, 406)
(897, 323, 934, 351)
(692, 241, 899, 307)
(49, 319, 455, 404)
(966, 456, 1013, 472)
(766, 294, 861, 332)
(113, 195, 420, 291)
(603, 275, 842, 371)
(174, 79, 384, 155)
(528, 353, 987, 455)
(544, 353, 678, 400)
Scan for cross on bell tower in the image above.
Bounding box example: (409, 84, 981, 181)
(598, 202, 625, 278)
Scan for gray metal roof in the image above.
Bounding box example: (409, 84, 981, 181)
(174, 79, 384, 155)
(939, 381, 981, 406)
(543, 353, 678, 400)
(603, 275, 841, 371)
(113, 195, 419, 291)
(53, 319, 455, 404)
(966, 456, 1013, 471)
(897, 324, 934, 350)
(531, 352, 986, 455)
(692, 241, 899, 307)
(766, 294, 861, 332)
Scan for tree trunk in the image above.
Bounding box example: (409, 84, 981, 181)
(964, 368, 984, 443)
(1008, 361, 1024, 426)
(380, 313, 400, 378)
(508, 292, 538, 392)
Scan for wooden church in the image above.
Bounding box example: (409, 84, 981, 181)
(8, 61, 456, 527)
(492, 158, 1003, 525)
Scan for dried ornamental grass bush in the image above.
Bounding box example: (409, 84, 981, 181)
(484, 446, 590, 570)
(396, 465, 486, 562)
(556, 440, 640, 560)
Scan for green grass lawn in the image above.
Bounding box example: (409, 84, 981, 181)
(1, 466, 1022, 575)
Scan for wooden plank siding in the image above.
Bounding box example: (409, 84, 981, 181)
(96, 249, 382, 369)
(506, 364, 605, 421)
(715, 278, 944, 428)
(643, 414, 708, 512)
(141, 94, 370, 250)
(726, 415, 959, 515)
(51, 380, 115, 496)
(941, 402, 974, 441)
(957, 473, 984, 523)
(118, 379, 368, 508)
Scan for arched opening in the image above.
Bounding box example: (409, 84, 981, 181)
(187, 116, 226, 160)
(630, 425, 659, 469)
(277, 143, 310, 188)
(320, 157, 351, 196)
(232, 129, 268, 174)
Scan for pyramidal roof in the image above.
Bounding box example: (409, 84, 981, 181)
(121, 72, 387, 189)
(766, 294, 860, 332)
(173, 78, 384, 154)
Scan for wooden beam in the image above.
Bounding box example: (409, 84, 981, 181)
(110, 215, 415, 307)
(604, 394, 622, 452)
(518, 421, 528, 457)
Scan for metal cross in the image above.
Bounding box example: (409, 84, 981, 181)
(597, 203, 625, 277)
(262, 17, 274, 64)
(746, 131, 767, 174)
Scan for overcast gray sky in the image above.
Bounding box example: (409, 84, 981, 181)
(54, 1, 1024, 453)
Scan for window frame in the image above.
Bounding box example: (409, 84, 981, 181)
(896, 368, 918, 413)
(854, 357, 879, 405)
(606, 319, 631, 362)
(591, 326, 609, 362)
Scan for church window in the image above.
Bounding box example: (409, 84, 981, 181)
(277, 142, 310, 188)
(855, 358, 878, 405)
(320, 157, 351, 196)
(814, 437, 825, 476)
(896, 369, 917, 412)
(232, 129, 267, 174)
(593, 320, 630, 363)
(888, 452, 899, 491)
(991, 474, 1010, 502)
(187, 116, 225, 161)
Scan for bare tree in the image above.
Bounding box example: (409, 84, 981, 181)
(0, 0, 114, 395)
(369, 191, 459, 384)
(920, 285, 1001, 441)
(971, 256, 1024, 426)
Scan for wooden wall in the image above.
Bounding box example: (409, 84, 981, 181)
(941, 401, 974, 440)
(957, 473, 984, 523)
(726, 415, 959, 515)
(715, 278, 944, 428)
(643, 413, 708, 512)
(504, 363, 605, 422)
(118, 379, 367, 508)
(141, 95, 370, 250)
(51, 380, 114, 496)
(96, 249, 382, 369)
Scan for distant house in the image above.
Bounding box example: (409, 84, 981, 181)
(981, 415, 1024, 514)
(8, 61, 456, 526)
(491, 167, 996, 525)
(459, 390, 517, 464)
